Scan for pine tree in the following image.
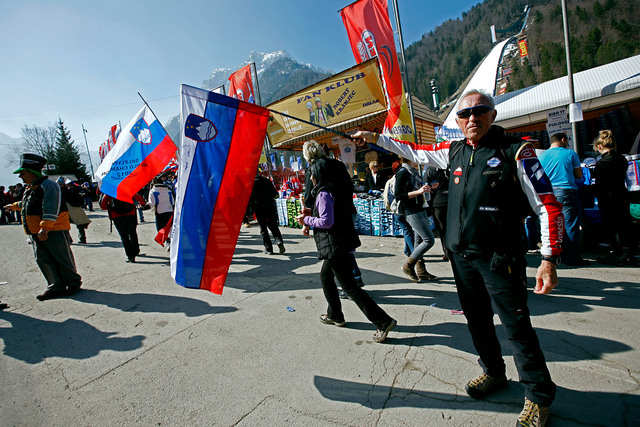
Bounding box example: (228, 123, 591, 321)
(54, 118, 90, 183)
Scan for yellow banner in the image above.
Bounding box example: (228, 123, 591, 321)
(266, 59, 387, 146)
(384, 91, 414, 142)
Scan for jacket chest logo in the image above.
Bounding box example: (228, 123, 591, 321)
(487, 157, 502, 167)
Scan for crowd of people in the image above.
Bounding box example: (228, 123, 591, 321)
(2, 89, 637, 427)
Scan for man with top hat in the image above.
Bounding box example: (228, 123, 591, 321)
(5, 153, 82, 300)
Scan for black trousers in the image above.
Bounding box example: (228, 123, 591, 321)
(432, 205, 448, 255)
(76, 224, 88, 242)
(155, 211, 173, 232)
(450, 252, 555, 406)
(256, 211, 283, 252)
(113, 215, 140, 259)
(32, 230, 82, 291)
(320, 253, 391, 329)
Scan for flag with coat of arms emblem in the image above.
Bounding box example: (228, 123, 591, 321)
(95, 105, 176, 201)
(170, 84, 269, 294)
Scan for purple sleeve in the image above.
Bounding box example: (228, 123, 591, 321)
(304, 191, 335, 229)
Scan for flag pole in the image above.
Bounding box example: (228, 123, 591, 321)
(391, 0, 417, 144)
(81, 124, 96, 180)
(137, 92, 176, 144)
(252, 62, 276, 181)
(266, 108, 356, 141)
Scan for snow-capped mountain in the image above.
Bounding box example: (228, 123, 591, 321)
(201, 50, 331, 104)
(166, 50, 332, 141)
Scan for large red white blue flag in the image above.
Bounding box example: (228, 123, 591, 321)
(96, 105, 176, 201)
(170, 85, 269, 294)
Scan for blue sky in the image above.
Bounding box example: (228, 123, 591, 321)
(0, 0, 481, 152)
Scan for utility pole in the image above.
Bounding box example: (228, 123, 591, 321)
(561, 0, 580, 154)
(81, 124, 95, 181)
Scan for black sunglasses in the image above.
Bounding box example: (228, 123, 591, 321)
(456, 105, 493, 119)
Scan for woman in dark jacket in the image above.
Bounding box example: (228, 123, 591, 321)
(297, 161, 396, 343)
(395, 160, 438, 282)
(592, 130, 635, 265)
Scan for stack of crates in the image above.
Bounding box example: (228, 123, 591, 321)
(370, 199, 382, 236)
(286, 198, 303, 229)
(379, 202, 394, 236)
(276, 198, 288, 226)
(354, 198, 372, 235)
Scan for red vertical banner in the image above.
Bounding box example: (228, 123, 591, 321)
(340, 0, 414, 142)
(519, 39, 529, 57)
(228, 64, 255, 104)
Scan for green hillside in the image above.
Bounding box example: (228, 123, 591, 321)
(405, 0, 640, 110)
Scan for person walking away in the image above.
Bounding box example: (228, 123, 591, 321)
(353, 89, 564, 427)
(592, 130, 638, 265)
(81, 182, 94, 211)
(62, 179, 91, 243)
(249, 173, 285, 254)
(296, 161, 396, 343)
(145, 178, 175, 248)
(395, 160, 438, 282)
(6, 154, 82, 300)
(100, 192, 146, 263)
(424, 166, 450, 261)
(538, 132, 587, 265)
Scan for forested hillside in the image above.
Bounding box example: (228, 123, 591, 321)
(405, 0, 640, 111)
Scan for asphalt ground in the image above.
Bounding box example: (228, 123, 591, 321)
(0, 209, 638, 426)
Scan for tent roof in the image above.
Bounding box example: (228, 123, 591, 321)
(494, 54, 640, 129)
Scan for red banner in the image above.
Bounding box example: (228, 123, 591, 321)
(519, 39, 529, 57)
(340, 0, 414, 141)
(228, 64, 255, 104)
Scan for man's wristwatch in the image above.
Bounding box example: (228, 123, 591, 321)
(541, 255, 560, 265)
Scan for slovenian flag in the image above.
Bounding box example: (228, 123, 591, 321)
(96, 105, 176, 201)
(170, 85, 269, 294)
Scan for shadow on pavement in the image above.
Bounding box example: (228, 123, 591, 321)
(338, 318, 631, 364)
(527, 276, 640, 314)
(313, 376, 640, 425)
(0, 311, 144, 364)
(71, 289, 238, 317)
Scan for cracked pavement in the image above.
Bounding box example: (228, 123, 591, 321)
(0, 210, 638, 426)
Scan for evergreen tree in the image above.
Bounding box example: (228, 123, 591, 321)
(54, 118, 90, 183)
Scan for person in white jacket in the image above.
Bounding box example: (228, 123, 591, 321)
(146, 177, 175, 235)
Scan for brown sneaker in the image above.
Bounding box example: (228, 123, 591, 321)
(516, 397, 550, 427)
(465, 373, 508, 399)
(415, 260, 438, 281)
(401, 258, 420, 282)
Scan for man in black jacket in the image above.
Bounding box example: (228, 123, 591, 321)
(354, 90, 564, 427)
